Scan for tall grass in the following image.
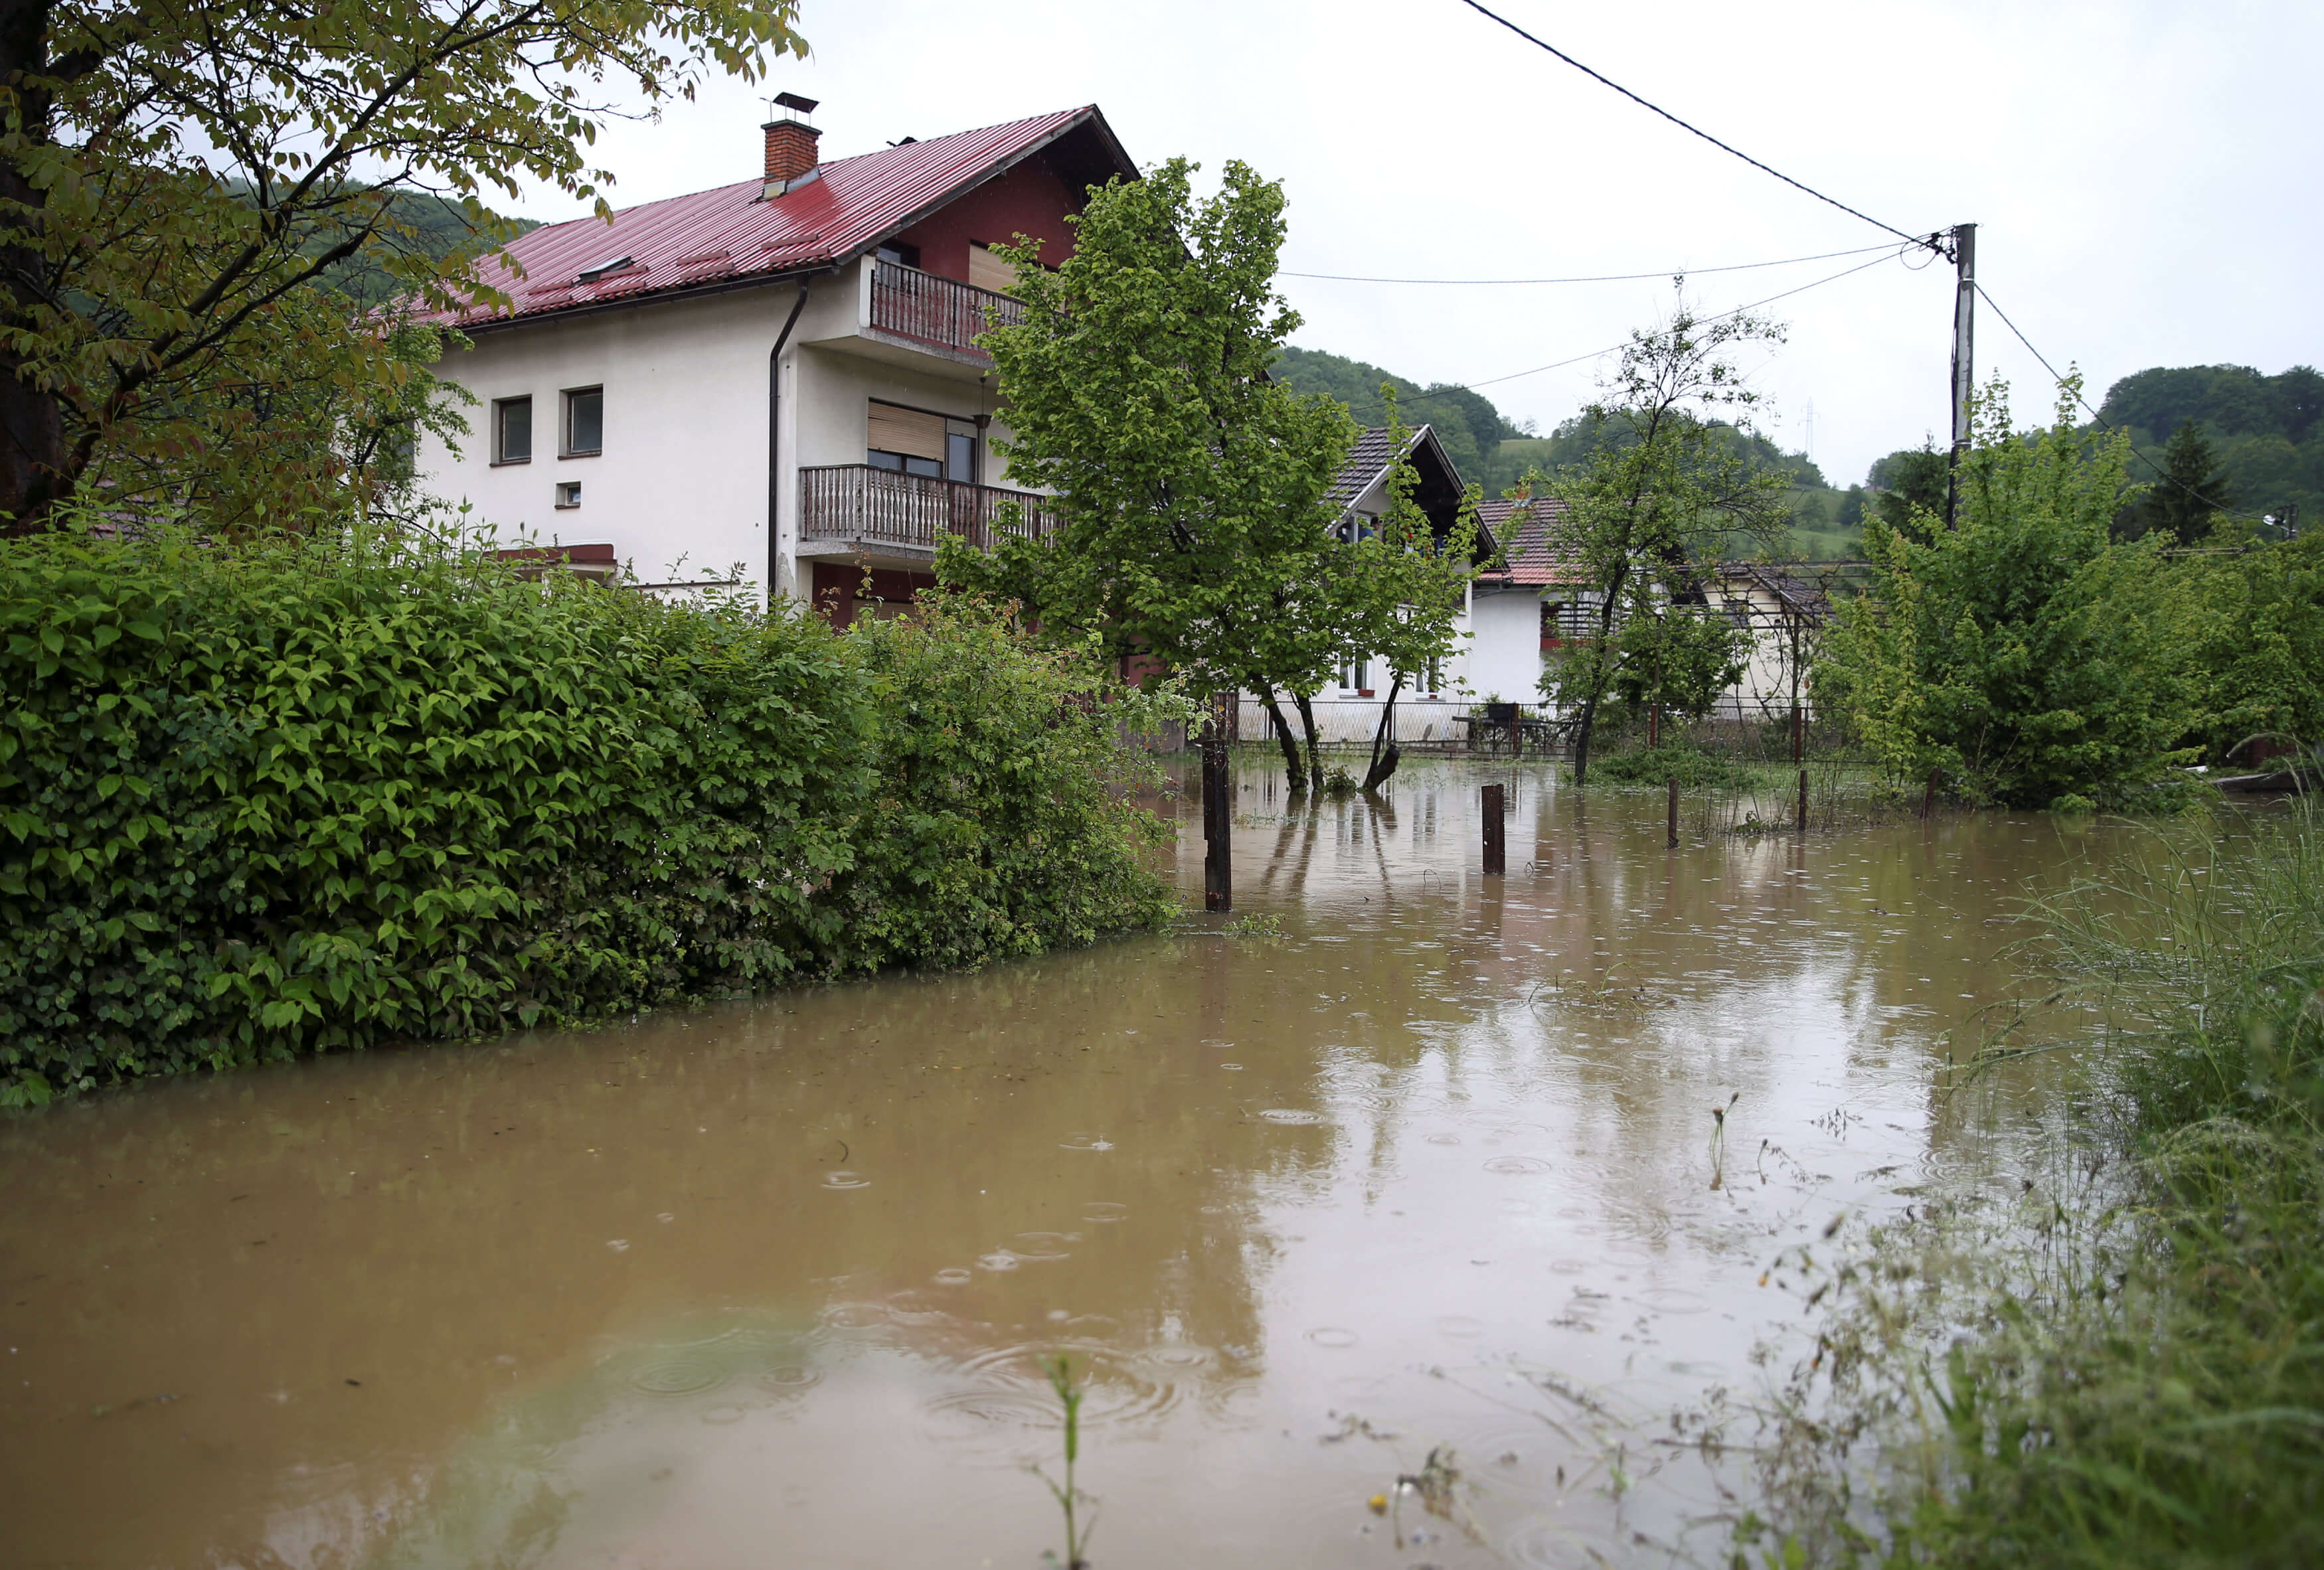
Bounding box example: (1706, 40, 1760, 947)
(1737, 803, 2324, 1568)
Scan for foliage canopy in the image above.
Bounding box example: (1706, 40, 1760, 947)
(1816, 382, 2199, 809)
(0, 520, 1178, 1103)
(940, 157, 1481, 791)
(1530, 299, 1791, 783)
(0, 0, 805, 525)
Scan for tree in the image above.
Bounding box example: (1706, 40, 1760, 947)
(1866, 441, 1950, 541)
(2179, 529, 2324, 762)
(0, 0, 806, 525)
(1333, 399, 1483, 791)
(2124, 419, 2236, 544)
(934, 157, 1365, 792)
(1530, 299, 1793, 785)
(1816, 380, 2198, 809)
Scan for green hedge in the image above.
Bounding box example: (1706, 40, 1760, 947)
(0, 526, 1179, 1103)
(1594, 744, 1754, 789)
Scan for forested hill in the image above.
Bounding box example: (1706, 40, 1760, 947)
(2096, 364, 2323, 526)
(323, 192, 542, 309)
(1270, 343, 1825, 506)
(1270, 347, 1527, 495)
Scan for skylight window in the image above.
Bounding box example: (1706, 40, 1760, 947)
(576, 254, 635, 283)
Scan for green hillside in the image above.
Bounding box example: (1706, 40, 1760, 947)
(2096, 363, 2322, 528)
(319, 191, 542, 309)
(1270, 346, 1525, 494)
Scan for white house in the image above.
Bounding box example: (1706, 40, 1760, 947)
(414, 99, 1138, 613)
(1234, 426, 1507, 747)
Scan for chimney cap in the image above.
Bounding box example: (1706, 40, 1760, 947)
(772, 91, 818, 117)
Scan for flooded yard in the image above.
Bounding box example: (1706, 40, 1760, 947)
(2, 759, 2109, 1569)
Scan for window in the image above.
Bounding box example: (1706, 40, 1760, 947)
(1343, 657, 1369, 692)
(867, 400, 978, 482)
(554, 481, 581, 509)
(1722, 597, 1752, 629)
(563, 387, 603, 457)
(969, 242, 1019, 293)
(493, 396, 532, 463)
(874, 241, 921, 268)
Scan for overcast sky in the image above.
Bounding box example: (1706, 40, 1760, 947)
(499, 0, 2323, 491)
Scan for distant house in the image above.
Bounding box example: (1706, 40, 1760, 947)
(1467, 494, 1598, 706)
(1704, 562, 1829, 721)
(1234, 426, 1502, 746)
(1464, 499, 1830, 726)
(413, 100, 1138, 613)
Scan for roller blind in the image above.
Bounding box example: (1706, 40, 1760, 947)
(969, 244, 1019, 293)
(867, 400, 945, 461)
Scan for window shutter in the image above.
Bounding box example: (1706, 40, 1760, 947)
(867, 401, 945, 461)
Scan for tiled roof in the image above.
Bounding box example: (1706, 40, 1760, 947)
(1477, 495, 1589, 588)
(418, 106, 1121, 330)
(1326, 428, 1404, 508)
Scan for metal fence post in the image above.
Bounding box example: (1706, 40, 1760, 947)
(1481, 783, 1506, 876)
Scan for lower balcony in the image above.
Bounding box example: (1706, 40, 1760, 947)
(797, 464, 1059, 564)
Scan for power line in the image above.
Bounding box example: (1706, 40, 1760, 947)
(1444, 247, 1908, 394)
(1452, 0, 1930, 246)
(1280, 242, 1898, 287)
(1971, 281, 2260, 521)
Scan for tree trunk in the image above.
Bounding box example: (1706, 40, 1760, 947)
(1363, 673, 1403, 792)
(1293, 692, 1323, 794)
(1251, 679, 1305, 794)
(1572, 693, 1598, 787)
(0, 0, 75, 528)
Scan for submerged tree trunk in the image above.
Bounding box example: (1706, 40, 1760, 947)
(1293, 692, 1324, 794)
(0, 0, 78, 529)
(1363, 673, 1403, 792)
(1251, 678, 1305, 794)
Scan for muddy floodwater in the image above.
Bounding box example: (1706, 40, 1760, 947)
(3, 759, 2117, 1569)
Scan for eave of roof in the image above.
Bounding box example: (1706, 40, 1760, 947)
(1475, 495, 1590, 588)
(1327, 424, 1497, 555)
(416, 105, 1132, 333)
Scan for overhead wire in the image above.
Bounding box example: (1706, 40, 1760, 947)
(1280, 241, 1898, 287)
(1972, 281, 2261, 521)
(1437, 245, 1910, 394)
(1452, 0, 1932, 246)
(1444, 0, 2246, 526)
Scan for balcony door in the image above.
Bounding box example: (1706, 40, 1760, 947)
(866, 400, 979, 485)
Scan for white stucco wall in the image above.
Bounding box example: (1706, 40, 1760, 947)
(415, 260, 1018, 607)
(1467, 587, 1542, 704)
(418, 283, 811, 596)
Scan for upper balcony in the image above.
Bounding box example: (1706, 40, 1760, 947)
(797, 463, 1059, 566)
(863, 260, 1023, 364)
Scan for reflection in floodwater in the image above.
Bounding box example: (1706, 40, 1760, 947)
(1, 759, 2113, 1568)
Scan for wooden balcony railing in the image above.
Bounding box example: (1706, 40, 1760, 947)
(799, 464, 1059, 554)
(867, 261, 1023, 356)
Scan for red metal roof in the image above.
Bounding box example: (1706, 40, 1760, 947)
(420, 106, 1122, 330)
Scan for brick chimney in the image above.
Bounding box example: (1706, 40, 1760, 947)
(762, 92, 821, 196)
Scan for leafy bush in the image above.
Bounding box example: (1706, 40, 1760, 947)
(1815, 382, 2199, 809)
(821, 598, 1180, 972)
(0, 524, 1180, 1103)
(1594, 744, 1752, 789)
(2179, 529, 2324, 761)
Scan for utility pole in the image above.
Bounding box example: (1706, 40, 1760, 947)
(1944, 223, 1977, 528)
